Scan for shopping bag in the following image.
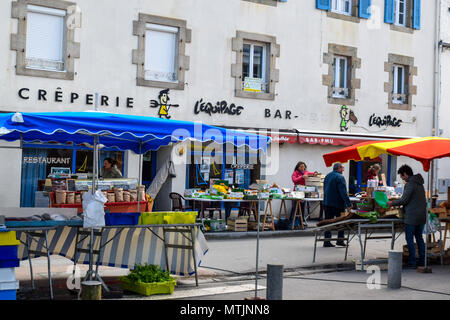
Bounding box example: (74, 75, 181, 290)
(82, 190, 107, 228)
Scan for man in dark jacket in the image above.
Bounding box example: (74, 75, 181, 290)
(388, 165, 426, 269)
(323, 163, 352, 247)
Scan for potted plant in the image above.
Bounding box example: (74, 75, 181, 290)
(120, 264, 177, 296)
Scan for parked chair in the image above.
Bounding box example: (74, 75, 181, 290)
(169, 192, 193, 211)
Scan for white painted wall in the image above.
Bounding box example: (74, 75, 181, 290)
(0, 0, 438, 207)
(0, 141, 22, 207)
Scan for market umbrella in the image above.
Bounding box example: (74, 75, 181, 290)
(323, 136, 450, 171)
(323, 136, 450, 270)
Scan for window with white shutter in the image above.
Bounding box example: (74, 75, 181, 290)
(25, 5, 66, 72)
(144, 24, 178, 83)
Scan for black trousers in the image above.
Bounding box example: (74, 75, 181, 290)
(323, 205, 345, 242)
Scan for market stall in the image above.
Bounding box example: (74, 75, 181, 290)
(0, 111, 270, 298)
(321, 136, 450, 269)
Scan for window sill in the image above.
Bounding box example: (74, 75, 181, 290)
(242, 0, 277, 7)
(390, 24, 414, 34)
(388, 101, 411, 110)
(137, 78, 184, 90)
(326, 11, 360, 24)
(236, 89, 274, 100)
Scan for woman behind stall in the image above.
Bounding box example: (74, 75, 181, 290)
(366, 163, 381, 185)
(291, 161, 318, 227)
(101, 157, 123, 179)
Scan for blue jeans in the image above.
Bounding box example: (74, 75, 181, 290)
(404, 224, 425, 266)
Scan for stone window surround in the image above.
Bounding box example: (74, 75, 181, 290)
(242, 0, 278, 7)
(327, 0, 361, 23)
(322, 43, 361, 106)
(132, 14, 191, 90)
(11, 0, 80, 80)
(231, 31, 280, 101)
(384, 53, 417, 111)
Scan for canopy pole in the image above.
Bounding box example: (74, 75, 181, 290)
(137, 141, 143, 213)
(92, 135, 99, 195)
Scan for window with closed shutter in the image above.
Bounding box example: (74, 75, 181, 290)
(144, 23, 178, 83)
(25, 5, 66, 72)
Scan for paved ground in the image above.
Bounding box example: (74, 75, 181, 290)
(11, 226, 450, 300)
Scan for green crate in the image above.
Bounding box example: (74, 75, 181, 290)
(120, 278, 177, 296)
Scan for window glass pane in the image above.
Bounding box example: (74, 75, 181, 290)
(253, 45, 264, 79)
(397, 67, 403, 94)
(144, 27, 178, 82)
(25, 10, 65, 70)
(243, 44, 250, 79)
(339, 58, 346, 89)
(344, 0, 350, 13)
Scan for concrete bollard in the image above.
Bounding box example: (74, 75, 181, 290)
(80, 280, 102, 300)
(388, 250, 402, 289)
(266, 264, 283, 300)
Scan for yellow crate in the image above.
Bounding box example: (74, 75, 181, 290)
(0, 231, 20, 246)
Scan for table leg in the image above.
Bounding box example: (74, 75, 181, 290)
(291, 200, 299, 230)
(358, 224, 365, 270)
(344, 230, 350, 261)
(26, 234, 35, 290)
(44, 231, 53, 300)
(190, 226, 198, 287)
(313, 232, 318, 263)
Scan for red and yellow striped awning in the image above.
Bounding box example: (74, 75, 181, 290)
(323, 137, 450, 172)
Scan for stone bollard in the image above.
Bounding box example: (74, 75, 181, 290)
(388, 250, 402, 289)
(266, 264, 283, 300)
(80, 280, 102, 300)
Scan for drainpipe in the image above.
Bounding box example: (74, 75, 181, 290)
(433, 0, 442, 195)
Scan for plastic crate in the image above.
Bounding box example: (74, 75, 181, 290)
(120, 278, 176, 296)
(0, 231, 20, 246)
(139, 212, 165, 225)
(0, 280, 19, 291)
(0, 289, 16, 300)
(105, 212, 140, 226)
(0, 268, 16, 282)
(163, 212, 198, 224)
(0, 259, 20, 268)
(0, 246, 18, 260)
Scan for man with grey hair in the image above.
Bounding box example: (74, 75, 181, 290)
(322, 162, 352, 247)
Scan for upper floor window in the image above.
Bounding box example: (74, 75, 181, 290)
(394, 0, 406, 26)
(232, 31, 280, 101)
(132, 14, 191, 90)
(384, 0, 421, 31)
(243, 42, 268, 93)
(11, 0, 81, 80)
(316, 0, 372, 21)
(25, 5, 66, 72)
(333, 56, 349, 98)
(392, 65, 406, 104)
(144, 23, 179, 83)
(331, 0, 351, 16)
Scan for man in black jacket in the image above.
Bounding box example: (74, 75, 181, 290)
(388, 165, 427, 269)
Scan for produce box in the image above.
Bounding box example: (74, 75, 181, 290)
(139, 211, 165, 225)
(295, 186, 316, 192)
(227, 217, 248, 232)
(0, 289, 16, 300)
(227, 192, 244, 199)
(121, 278, 176, 296)
(163, 212, 198, 224)
(105, 212, 140, 226)
(120, 264, 176, 296)
(0, 231, 20, 246)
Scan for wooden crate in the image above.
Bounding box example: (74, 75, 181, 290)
(248, 221, 273, 231)
(430, 207, 449, 218)
(227, 218, 248, 232)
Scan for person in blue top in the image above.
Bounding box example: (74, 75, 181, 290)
(323, 162, 352, 247)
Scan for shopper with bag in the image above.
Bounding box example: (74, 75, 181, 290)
(388, 165, 427, 269)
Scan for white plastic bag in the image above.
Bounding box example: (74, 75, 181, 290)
(425, 213, 440, 234)
(82, 190, 107, 228)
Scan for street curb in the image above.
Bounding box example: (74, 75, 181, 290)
(204, 229, 315, 240)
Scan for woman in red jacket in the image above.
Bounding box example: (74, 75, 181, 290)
(291, 162, 318, 227)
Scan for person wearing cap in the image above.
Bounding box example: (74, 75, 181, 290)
(322, 162, 352, 247)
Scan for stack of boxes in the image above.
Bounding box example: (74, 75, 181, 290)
(0, 230, 20, 300)
(304, 175, 325, 198)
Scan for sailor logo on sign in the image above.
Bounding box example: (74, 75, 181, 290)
(150, 89, 179, 119)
